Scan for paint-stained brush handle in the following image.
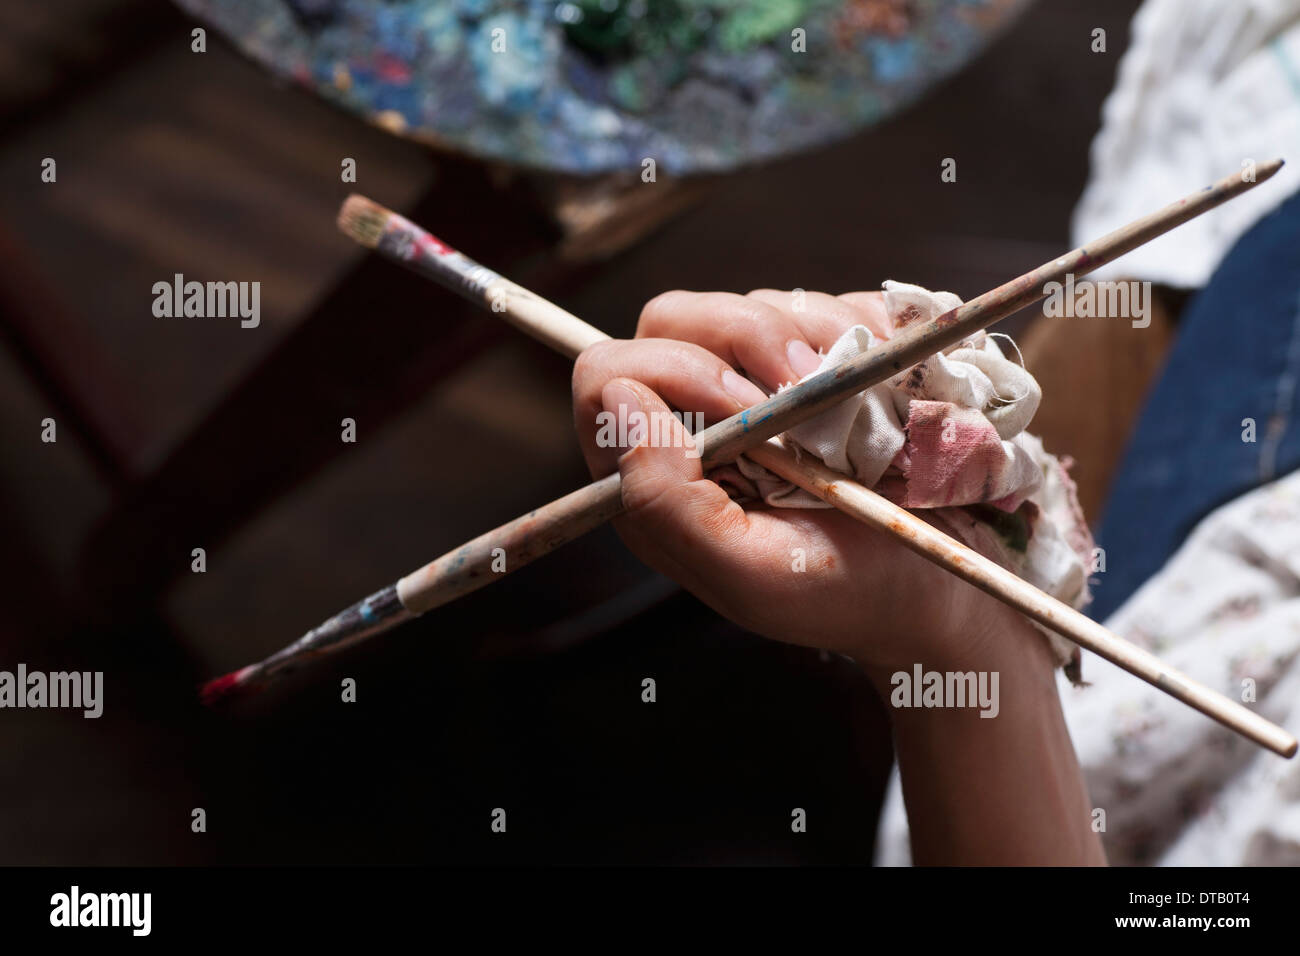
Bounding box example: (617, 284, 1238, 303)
(204, 163, 1290, 740)
(363, 202, 1295, 759)
(338, 198, 605, 358)
(749, 445, 1298, 758)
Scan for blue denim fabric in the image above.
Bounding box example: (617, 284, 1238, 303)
(1091, 188, 1300, 621)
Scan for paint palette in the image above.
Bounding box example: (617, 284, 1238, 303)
(174, 0, 1028, 174)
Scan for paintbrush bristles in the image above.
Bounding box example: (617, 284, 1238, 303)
(200, 584, 411, 705)
(337, 194, 392, 249)
(199, 665, 260, 706)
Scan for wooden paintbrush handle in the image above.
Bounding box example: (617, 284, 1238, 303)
(275, 169, 1297, 758)
(397, 473, 624, 614)
(745, 442, 1297, 757)
(471, 280, 1296, 757)
(489, 279, 606, 358)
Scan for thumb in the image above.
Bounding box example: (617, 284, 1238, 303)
(600, 378, 750, 571)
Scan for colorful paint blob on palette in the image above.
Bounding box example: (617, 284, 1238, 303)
(175, 0, 1027, 174)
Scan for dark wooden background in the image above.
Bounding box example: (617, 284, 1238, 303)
(0, 0, 1139, 863)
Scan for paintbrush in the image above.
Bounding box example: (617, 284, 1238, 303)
(203, 162, 1294, 758)
(320, 191, 1297, 758)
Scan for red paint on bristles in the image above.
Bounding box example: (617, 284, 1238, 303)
(199, 666, 260, 707)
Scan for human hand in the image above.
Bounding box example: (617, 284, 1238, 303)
(572, 290, 1044, 681)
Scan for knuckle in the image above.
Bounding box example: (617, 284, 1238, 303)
(624, 473, 743, 542)
(691, 492, 749, 542)
(720, 296, 784, 337)
(839, 290, 884, 308)
(637, 289, 691, 334)
(571, 338, 620, 392)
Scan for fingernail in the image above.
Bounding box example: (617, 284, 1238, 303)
(602, 381, 645, 449)
(786, 339, 822, 377)
(602, 381, 642, 419)
(722, 369, 767, 407)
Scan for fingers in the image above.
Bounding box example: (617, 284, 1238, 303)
(570, 291, 906, 640)
(572, 337, 767, 477)
(835, 292, 893, 339)
(636, 291, 821, 391)
(746, 288, 890, 348)
(598, 377, 755, 590)
(573, 342, 772, 613)
(637, 291, 894, 398)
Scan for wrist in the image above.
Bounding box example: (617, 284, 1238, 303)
(859, 600, 1057, 704)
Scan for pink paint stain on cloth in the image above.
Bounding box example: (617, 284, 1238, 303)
(733, 281, 1095, 678)
(897, 402, 1037, 511)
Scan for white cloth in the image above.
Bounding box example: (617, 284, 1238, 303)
(1071, 0, 1300, 288)
(733, 281, 1093, 672)
(876, 469, 1300, 866)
